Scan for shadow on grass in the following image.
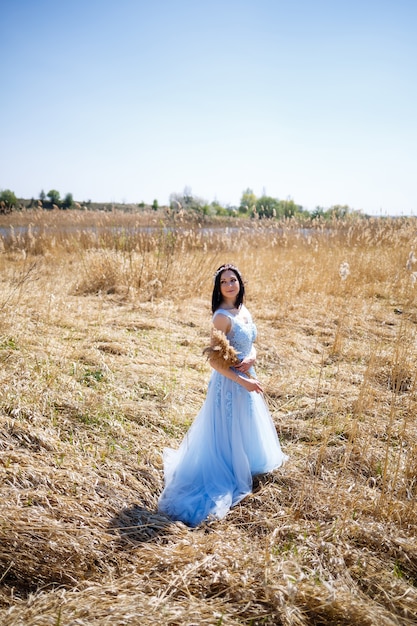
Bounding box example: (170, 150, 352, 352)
(108, 503, 179, 545)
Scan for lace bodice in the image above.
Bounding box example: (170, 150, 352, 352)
(213, 305, 257, 360)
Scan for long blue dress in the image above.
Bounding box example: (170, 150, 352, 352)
(158, 305, 288, 527)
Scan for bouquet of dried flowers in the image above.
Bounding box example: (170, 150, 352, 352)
(203, 326, 240, 369)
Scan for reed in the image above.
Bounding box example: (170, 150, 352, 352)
(0, 211, 416, 625)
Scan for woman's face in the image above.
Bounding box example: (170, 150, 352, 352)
(219, 269, 240, 303)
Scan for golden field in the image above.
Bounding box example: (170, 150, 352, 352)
(0, 209, 416, 625)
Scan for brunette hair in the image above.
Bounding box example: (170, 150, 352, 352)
(211, 264, 245, 314)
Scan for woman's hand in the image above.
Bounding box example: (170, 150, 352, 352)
(239, 376, 264, 394)
(234, 355, 255, 374)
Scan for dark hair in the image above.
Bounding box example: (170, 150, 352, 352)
(211, 264, 245, 314)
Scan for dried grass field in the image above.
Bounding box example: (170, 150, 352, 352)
(1, 209, 417, 625)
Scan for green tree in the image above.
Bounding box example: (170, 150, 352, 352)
(169, 188, 207, 213)
(0, 189, 17, 210)
(62, 193, 74, 209)
(152, 199, 159, 211)
(47, 189, 61, 206)
(329, 204, 350, 219)
(211, 200, 229, 216)
(256, 195, 281, 218)
(311, 206, 326, 219)
(311, 204, 352, 220)
(279, 198, 305, 218)
(239, 188, 257, 214)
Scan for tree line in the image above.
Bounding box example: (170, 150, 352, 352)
(0, 188, 76, 212)
(0, 186, 362, 220)
(169, 187, 361, 220)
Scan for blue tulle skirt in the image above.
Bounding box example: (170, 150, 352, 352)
(158, 369, 288, 527)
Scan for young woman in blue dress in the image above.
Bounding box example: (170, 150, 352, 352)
(158, 264, 287, 527)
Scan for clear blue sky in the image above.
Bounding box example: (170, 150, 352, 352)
(1, 0, 416, 215)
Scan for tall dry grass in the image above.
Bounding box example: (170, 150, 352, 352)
(1, 210, 417, 625)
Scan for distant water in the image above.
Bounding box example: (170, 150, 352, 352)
(0, 224, 319, 240)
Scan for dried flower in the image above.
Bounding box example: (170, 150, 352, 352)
(339, 261, 350, 281)
(203, 327, 240, 369)
(406, 251, 416, 271)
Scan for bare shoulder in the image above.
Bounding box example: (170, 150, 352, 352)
(212, 312, 231, 334)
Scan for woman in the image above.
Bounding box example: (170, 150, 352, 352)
(158, 264, 287, 526)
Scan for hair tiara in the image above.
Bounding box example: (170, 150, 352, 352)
(213, 264, 240, 282)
